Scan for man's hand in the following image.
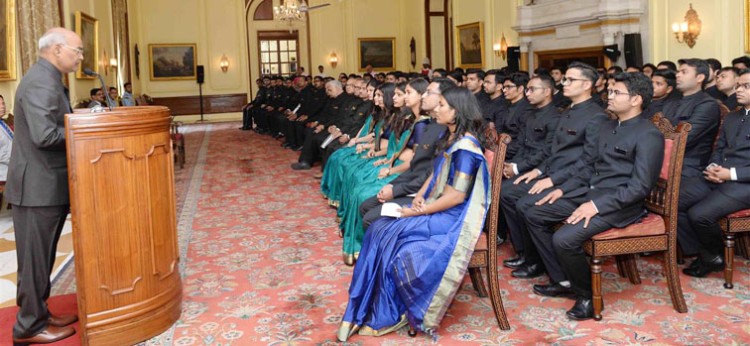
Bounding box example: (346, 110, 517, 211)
(503, 163, 515, 179)
(338, 134, 349, 144)
(529, 177, 554, 194)
(377, 184, 394, 202)
(566, 201, 598, 228)
(535, 189, 563, 205)
(314, 124, 324, 133)
(704, 165, 730, 184)
(514, 169, 540, 185)
(297, 115, 308, 122)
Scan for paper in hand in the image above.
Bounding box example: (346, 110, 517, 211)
(380, 202, 402, 218)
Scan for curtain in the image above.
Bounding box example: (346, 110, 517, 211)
(16, 0, 61, 74)
(111, 0, 130, 86)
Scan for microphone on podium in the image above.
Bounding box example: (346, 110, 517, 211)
(83, 68, 115, 111)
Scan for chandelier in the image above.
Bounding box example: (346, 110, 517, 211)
(274, 0, 307, 24)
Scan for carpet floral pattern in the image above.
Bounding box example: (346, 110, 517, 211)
(56, 122, 750, 345)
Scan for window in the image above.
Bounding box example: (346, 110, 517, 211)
(258, 32, 299, 77)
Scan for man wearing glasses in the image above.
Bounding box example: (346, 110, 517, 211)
(481, 70, 508, 130)
(525, 72, 664, 320)
(680, 69, 750, 277)
(501, 73, 560, 264)
(501, 72, 532, 159)
(499, 62, 607, 279)
(8, 27, 82, 344)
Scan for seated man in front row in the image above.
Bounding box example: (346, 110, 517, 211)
(523, 72, 664, 321)
(679, 68, 750, 277)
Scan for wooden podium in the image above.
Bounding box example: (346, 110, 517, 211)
(65, 106, 182, 345)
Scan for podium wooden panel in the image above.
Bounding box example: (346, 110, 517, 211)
(65, 106, 182, 345)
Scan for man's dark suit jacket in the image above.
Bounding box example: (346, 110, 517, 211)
(708, 109, 750, 202)
(662, 91, 720, 177)
(557, 115, 664, 228)
(512, 102, 560, 173)
(6, 58, 70, 207)
(389, 120, 446, 198)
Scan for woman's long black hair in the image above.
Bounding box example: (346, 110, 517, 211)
(388, 78, 429, 137)
(436, 86, 487, 153)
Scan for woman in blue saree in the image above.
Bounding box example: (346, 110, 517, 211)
(339, 78, 430, 265)
(320, 81, 386, 206)
(337, 87, 490, 341)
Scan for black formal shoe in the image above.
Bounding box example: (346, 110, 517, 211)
(511, 263, 544, 278)
(533, 283, 576, 298)
(566, 297, 595, 321)
(686, 257, 702, 271)
(238, 126, 247, 130)
(503, 255, 526, 269)
(682, 256, 724, 278)
(496, 235, 506, 246)
(282, 143, 292, 149)
(294, 146, 304, 151)
(291, 162, 311, 170)
(13, 325, 75, 344)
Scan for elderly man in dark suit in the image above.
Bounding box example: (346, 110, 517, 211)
(7, 27, 82, 344)
(681, 68, 750, 277)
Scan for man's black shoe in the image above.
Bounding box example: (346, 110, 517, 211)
(511, 263, 544, 279)
(496, 235, 506, 246)
(682, 255, 724, 278)
(282, 143, 292, 149)
(291, 162, 311, 170)
(503, 255, 526, 269)
(532, 283, 575, 299)
(566, 297, 595, 321)
(294, 146, 304, 151)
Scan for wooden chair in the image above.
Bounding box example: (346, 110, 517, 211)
(720, 210, 750, 289)
(467, 132, 512, 331)
(582, 114, 690, 320)
(171, 120, 186, 169)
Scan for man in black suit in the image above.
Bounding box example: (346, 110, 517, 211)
(481, 70, 508, 130)
(240, 76, 270, 130)
(501, 74, 560, 258)
(499, 62, 607, 277)
(681, 68, 750, 277)
(500, 72, 532, 160)
(526, 72, 664, 320)
(664, 59, 721, 258)
(716, 67, 739, 111)
(643, 69, 679, 120)
(358, 78, 453, 228)
(7, 27, 81, 344)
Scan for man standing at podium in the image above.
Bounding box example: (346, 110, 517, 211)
(6, 27, 81, 344)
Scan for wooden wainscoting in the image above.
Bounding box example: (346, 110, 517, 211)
(151, 93, 248, 116)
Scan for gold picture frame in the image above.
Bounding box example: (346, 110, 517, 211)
(456, 22, 485, 69)
(746, 0, 750, 53)
(75, 11, 98, 79)
(148, 43, 197, 81)
(0, 0, 17, 81)
(357, 38, 396, 72)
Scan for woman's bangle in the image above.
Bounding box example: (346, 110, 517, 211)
(386, 168, 391, 176)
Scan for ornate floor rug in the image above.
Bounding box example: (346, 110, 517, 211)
(19, 121, 750, 345)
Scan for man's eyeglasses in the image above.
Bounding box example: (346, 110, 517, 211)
(561, 76, 587, 85)
(607, 89, 632, 97)
(735, 83, 750, 91)
(502, 84, 518, 91)
(525, 86, 548, 94)
(61, 44, 84, 56)
(423, 90, 441, 96)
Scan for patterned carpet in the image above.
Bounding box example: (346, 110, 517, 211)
(49, 121, 750, 345)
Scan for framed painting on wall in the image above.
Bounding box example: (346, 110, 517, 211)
(0, 0, 16, 81)
(456, 22, 484, 69)
(75, 11, 98, 79)
(357, 38, 396, 72)
(148, 43, 197, 80)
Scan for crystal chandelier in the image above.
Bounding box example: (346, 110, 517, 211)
(274, 0, 307, 24)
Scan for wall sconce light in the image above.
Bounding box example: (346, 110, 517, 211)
(493, 34, 508, 59)
(219, 54, 230, 73)
(109, 58, 118, 70)
(672, 3, 701, 48)
(329, 51, 338, 68)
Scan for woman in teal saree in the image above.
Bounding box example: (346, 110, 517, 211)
(339, 78, 430, 265)
(320, 81, 385, 206)
(337, 87, 489, 341)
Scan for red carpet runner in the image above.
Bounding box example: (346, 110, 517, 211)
(5, 122, 748, 345)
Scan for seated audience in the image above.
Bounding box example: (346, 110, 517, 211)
(643, 68, 679, 119)
(87, 88, 104, 108)
(121, 82, 136, 107)
(680, 68, 750, 277)
(337, 87, 489, 341)
(525, 72, 663, 321)
(716, 67, 739, 110)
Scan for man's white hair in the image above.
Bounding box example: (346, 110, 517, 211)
(38, 30, 67, 51)
(326, 80, 342, 90)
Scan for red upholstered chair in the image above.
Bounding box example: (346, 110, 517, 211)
(468, 132, 511, 331)
(582, 114, 690, 320)
(171, 120, 186, 169)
